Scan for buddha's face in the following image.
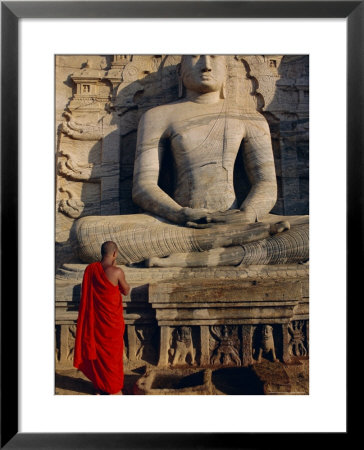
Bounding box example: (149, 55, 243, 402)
(180, 55, 227, 94)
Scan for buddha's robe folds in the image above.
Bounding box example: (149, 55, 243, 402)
(74, 262, 125, 394)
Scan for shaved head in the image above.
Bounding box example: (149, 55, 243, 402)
(101, 241, 118, 257)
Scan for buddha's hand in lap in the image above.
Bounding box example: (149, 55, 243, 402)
(178, 207, 212, 228)
(204, 210, 291, 234)
(184, 209, 254, 228)
(205, 209, 254, 225)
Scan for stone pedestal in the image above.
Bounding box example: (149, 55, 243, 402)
(56, 264, 309, 376)
(149, 278, 308, 368)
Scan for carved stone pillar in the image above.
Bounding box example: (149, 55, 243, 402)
(200, 326, 210, 366)
(282, 323, 291, 363)
(241, 325, 254, 366)
(58, 324, 76, 367)
(59, 325, 69, 365)
(127, 325, 138, 361)
(158, 326, 171, 366)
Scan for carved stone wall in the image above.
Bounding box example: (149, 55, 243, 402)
(55, 55, 309, 269)
(56, 263, 309, 371)
(56, 320, 309, 369)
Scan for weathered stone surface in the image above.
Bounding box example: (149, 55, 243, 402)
(134, 367, 213, 395)
(133, 362, 308, 395)
(149, 279, 302, 303)
(149, 280, 303, 326)
(251, 361, 292, 394)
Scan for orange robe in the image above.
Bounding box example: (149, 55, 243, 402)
(74, 262, 125, 394)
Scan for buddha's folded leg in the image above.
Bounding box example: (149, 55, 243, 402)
(237, 223, 309, 265)
(146, 246, 244, 268)
(146, 223, 309, 268)
(74, 213, 204, 264)
(74, 214, 285, 264)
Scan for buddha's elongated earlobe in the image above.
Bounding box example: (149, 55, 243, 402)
(220, 82, 226, 99)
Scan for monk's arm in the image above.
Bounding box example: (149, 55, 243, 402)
(118, 268, 130, 296)
(240, 117, 277, 221)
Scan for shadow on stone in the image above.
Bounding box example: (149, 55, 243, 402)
(152, 370, 204, 390)
(55, 370, 141, 395)
(55, 372, 94, 395)
(212, 367, 264, 395)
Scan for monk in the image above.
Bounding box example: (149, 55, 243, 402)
(74, 241, 130, 395)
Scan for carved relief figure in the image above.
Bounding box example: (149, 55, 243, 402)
(67, 325, 77, 361)
(288, 321, 308, 357)
(210, 325, 241, 366)
(75, 55, 309, 267)
(170, 326, 196, 366)
(135, 326, 157, 362)
(256, 325, 277, 363)
(58, 187, 85, 219)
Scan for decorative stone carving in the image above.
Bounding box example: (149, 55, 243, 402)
(57, 324, 77, 366)
(288, 320, 308, 357)
(256, 325, 277, 363)
(61, 112, 104, 141)
(106, 55, 131, 101)
(56, 57, 121, 228)
(67, 60, 105, 113)
(239, 55, 283, 111)
(210, 325, 241, 366)
(58, 157, 94, 182)
(169, 326, 196, 366)
(58, 187, 85, 219)
(58, 155, 119, 183)
(67, 325, 77, 361)
(112, 55, 181, 114)
(135, 325, 157, 362)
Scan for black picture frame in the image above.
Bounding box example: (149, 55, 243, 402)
(1, 1, 356, 448)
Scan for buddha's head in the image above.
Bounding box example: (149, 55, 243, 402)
(178, 55, 227, 98)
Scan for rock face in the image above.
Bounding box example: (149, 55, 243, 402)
(56, 55, 309, 268)
(55, 55, 309, 394)
(71, 55, 308, 266)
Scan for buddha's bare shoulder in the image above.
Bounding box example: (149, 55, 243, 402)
(141, 101, 183, 122)
(231, 109, 270, 136)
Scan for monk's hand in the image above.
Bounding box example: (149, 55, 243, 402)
(179, 207, 211, 228)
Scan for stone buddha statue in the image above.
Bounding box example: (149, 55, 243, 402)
(75, 55, 308, 267)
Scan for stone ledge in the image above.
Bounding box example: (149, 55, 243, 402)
(149, 279, 302, 303)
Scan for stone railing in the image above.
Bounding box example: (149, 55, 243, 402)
(55, 264, 308, 369)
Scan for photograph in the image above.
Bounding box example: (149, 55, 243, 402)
(1, 0, 354, 446)
(55, 54, 309, 396)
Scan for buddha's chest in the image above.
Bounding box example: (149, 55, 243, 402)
(169, 114, 244, 165)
